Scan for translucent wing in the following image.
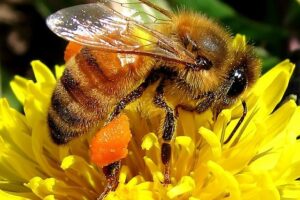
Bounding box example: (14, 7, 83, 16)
(46, 1, 195, 64)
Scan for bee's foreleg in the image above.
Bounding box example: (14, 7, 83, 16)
(194, 92, 215, 113)
(175, 92, 215, 116)
(153, 79, 175, 185)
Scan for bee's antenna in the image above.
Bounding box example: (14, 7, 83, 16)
(223, 100, 247, 144)
(139, 0, 173, 19)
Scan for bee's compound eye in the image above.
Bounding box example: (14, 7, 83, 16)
(227, 68, 247, 97)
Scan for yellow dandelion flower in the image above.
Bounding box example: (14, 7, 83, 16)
(0, 56, 300, 200)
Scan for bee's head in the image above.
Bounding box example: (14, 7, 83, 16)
(173, 13, 261, 115)
(212, 45, 261, 115)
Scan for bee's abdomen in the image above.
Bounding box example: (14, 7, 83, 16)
(60, 68, 100, 109)
(48, 76, 105, 144)
(48, 51, 119, 144)
(48, 46, 146, 144)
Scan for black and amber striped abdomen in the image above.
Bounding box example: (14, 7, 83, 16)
(48, 46, 153, 144)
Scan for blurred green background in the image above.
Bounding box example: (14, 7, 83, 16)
(0, 0, 300, 110)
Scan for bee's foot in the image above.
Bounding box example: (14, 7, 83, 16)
(98, 161, 121, 200)
(163, 163, 171, 186)
(97, 179, 119, 200)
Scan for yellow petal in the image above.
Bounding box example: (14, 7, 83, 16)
(199, 161, 240, 200)
(31, 60, 56, 85)
(167, 176, 195, 199)
(259, 100, 296, 149)
(9, 76, 29, 105)
(26, 177, 92, 200)
(213, 109, 231, 141)
(198, 127, 222, 160)
(232, 34, 246, 51)
(143, 157, 163, 182)
(255, 60, 294, 88)
(173, 136, 195, 178)
(141, 133, 159, 150)
(0, 190, 34, 200)
(278, 183, 300, 199)
(248, 60, 295, 118)
(61, 155, 103, 191)
(175, 136, 193, 150)
(54, 65, 65, 79)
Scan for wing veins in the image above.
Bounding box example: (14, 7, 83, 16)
(47, 2, 196, 65)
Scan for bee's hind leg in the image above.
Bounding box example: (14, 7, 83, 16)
(98, 70, 161, 199)
(153, 79, 176, 185)
(106, 69, 161, 123)
(98, 161, 121, 200)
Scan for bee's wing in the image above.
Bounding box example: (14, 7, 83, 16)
(46, 1, 194, 65)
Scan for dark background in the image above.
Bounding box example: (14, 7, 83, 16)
(1, 0, 300, 109)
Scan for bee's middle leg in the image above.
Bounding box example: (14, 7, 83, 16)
(153, 80, 175, 185)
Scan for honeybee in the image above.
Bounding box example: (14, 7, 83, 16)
(47, 0, 260, 198)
